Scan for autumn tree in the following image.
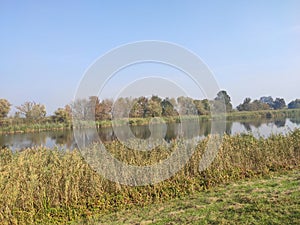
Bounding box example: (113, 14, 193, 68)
(16, 101, 46, 122)
(193, 99, 210, 115)
(145, 95, 162, 117)
(129, 97, 148, 118)
(53, 105, 72, 124)
(251, 100, 270, 111)
(98, 99, 113, 120)
(177, 96, 197, 115)
(161, 97, 178, 117)
(237, 98, 270, 111)
(0, 99, 11, 118)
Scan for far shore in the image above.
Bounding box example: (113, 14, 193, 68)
(1, 108, 300, 135)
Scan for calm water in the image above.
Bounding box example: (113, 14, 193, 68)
(1, 117, 300, 151)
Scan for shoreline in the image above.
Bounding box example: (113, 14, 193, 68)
(1, 108, 300, 135)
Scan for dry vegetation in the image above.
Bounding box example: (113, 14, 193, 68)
(0, 129, 299, 224)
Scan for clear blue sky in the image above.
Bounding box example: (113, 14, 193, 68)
(1, 0, 300, 114)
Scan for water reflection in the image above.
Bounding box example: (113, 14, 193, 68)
(290, 117, 300, 125)
(274, 119, 286, 128)
(1, 117, 300, 151)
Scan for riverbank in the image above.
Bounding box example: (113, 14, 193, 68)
(226, 108, 300, 121)
(1, 108, 300, 135)
(0, 129, 299, 224)
(78, 169, 300, 224)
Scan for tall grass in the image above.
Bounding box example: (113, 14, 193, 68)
(0, 129, 299, 224)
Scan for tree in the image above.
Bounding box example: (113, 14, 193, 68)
(53, 105, 72, 124)
(71, 99, 89, 120)
(88, 96, 101, 120)
(0, 99, 11, 118)
(177, 96, 197, 115)
(214, 90, 233, 112)
(129, 97, 148, 118)
(145, 95, 162, 117)
(161, 97, 178, 117)
(237, 98, 270, 111)
(260, 96, 286, 110)
(288, 99, 300, 109)
(237, 98, 252, 111)
(112, 97, 131, 118)
(273, 98, 286, 110)
(98, 99, 113, 120)
(251, 100, 270, 111)
(260, 96, 274, 108)
(193, 99, 210, 115)
(16, 101, 46, 122)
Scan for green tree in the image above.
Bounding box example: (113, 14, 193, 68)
(201, 99, 210, 112)
(214, 90, 233, 112)
(288, 99, 300, 109)
(0, 99, 11, 118)
(260, 96, 274, 108)
(237, 98, 251, 111)
(273, 98, 286, 110)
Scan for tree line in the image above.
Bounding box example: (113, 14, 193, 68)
(0, 91, 300, 125)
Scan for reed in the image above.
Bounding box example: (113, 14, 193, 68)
(0, 129, 299, 224)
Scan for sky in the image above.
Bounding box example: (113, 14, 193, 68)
(1, 0, 300, 115)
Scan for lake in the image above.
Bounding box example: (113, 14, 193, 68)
(1, 117, 300, 151)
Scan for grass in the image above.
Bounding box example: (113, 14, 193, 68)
(0, 129, 299, 224)
(225, 108, 300, 121)
(80, 170, 300, 225)
(0, 122, 70, 135)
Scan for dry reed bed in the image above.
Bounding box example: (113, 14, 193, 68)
(0, 129, 299, 224)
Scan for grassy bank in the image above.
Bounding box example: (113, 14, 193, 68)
(0, 129, 299, 224)
(225, 108, 300, 121)
(80, 170, 300, 224)
(0, 122, 71, 135)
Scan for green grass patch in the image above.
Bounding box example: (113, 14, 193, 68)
(83, 170, 300, 225)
